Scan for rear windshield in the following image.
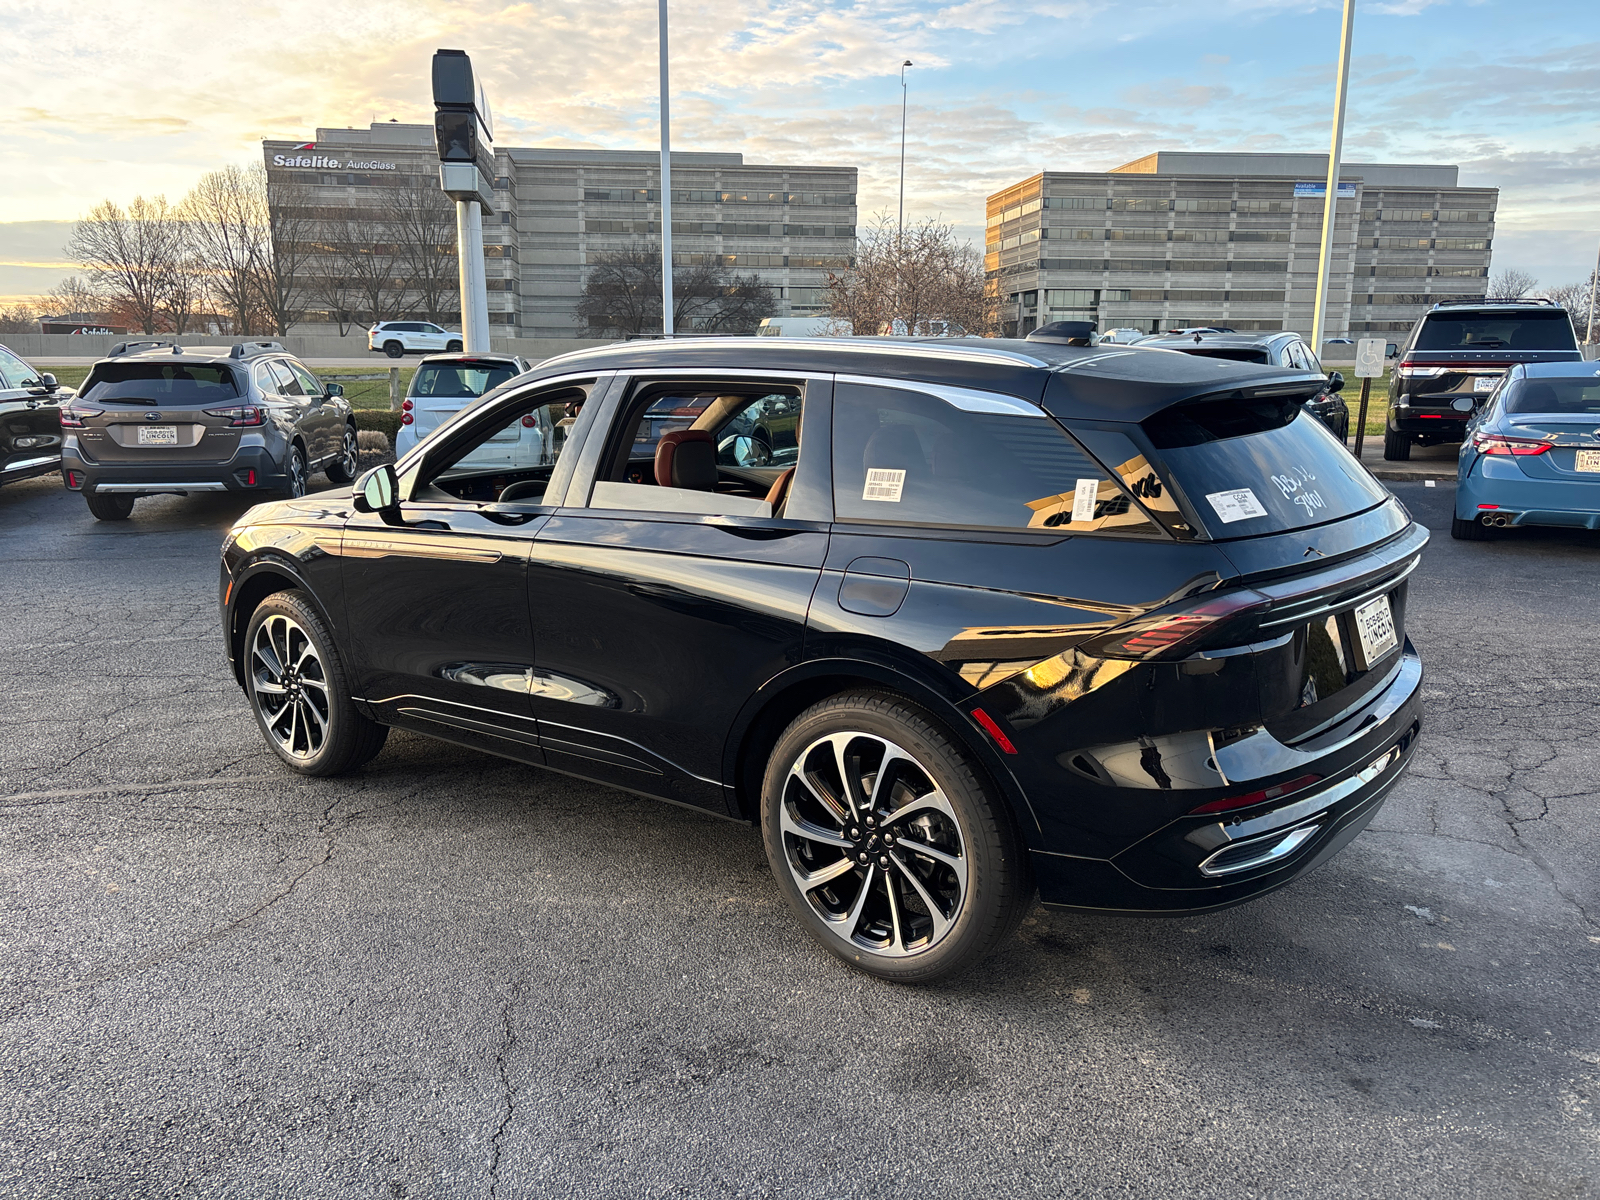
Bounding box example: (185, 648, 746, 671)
(409, 362, 519, 399)
(82, 363, 240, 401)
(1415, 310, 1576, 352)
(1142, 396, 1388, 537)
(1505, 378, 1600, 415)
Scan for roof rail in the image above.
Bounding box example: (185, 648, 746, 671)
(108, 339, 178, 357)
(229, 340, 288, 358)
(1431, 297, 1557, 309)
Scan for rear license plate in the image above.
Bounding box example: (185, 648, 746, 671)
(1474, 376, 1497, 393)
(137, 425, 178, 446)
(1352, 595, 1398, 669)
(1576, 450, 1600, 473)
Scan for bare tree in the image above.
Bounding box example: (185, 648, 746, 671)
(160, 252, 208, 334)
(1544, 272, 1598, 343)
(825, 215, 995, 337)
(184, 164, 271, 335)
(316, 208, 403, 328)
(1488, 266, 1538, 299)
(578, 245, 777, 336)
(386, 179, 458, 324)
(67, 196, 186, 333)
(0, 303, 37, 333)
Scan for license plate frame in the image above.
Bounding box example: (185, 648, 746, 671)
(1351, 594, 1399, 671)
(1473, 376, 1497, 393)
(136, 425, 179, 447)
(1575, 449, 1600, 474)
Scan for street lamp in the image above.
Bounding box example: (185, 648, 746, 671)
(898, 61, 913, 242)
(1310, 0, 1355, 354)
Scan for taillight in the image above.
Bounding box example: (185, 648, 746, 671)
(204, 404, 264, 427)
(1471, 432, 1550, 456)
(1085, 589, 1272, 662)
(1189, 773, 1322, 816)
(401, 399, 413, 411)
(520, 414, 538, 428)
(59, 405, 102, 428)
(1397, 362, 1446, 378)
(401, 412, 414, 425)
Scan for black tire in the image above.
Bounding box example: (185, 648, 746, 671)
(1451, 514, 1494, 540)
(86, 492, 135, 521)
(383, 341, 404, 359)
(324, 425, 359, 485)
(1383, 427, 1411, 462)
(283, 442, 308, 499)
(243, 589, 387, 776)
(761, 691, 1033, 983)
(445, 340, 463, 353)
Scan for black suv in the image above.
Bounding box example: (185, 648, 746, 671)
(61, 340, 358, 520)
(0, 342, 65, 489)
(219, 337, 1425, 982)
(1385, 299, 1583, 461)
(1137, 330, 1351, 440)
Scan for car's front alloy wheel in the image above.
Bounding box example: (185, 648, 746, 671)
(762, 692, 1032, 982)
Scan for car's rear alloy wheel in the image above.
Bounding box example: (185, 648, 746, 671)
(325, 426, 358, 485)
(762, 692, 1032, 982)
(384, 341, 404, 358)
(446, 340, 463, 353)
(284, 444, 308, 498)
(245, 590, 387, 775)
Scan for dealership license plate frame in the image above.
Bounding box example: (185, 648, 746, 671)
(136, 425, 179, 447)
(1575, 450, 1600, 474)
(1474, 376, 1497, 393)
(1351, 594, 1399, 671)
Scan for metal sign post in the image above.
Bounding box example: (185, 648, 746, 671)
(1311, 0, 1356, 354)
(1352, 336, 1384, 457)
(432, 49, 496, 354)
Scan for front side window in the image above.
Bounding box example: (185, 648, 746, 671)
(287, 362, 324, 397)
(833, 381, 1157, 536)
(0, 348, 38, 389)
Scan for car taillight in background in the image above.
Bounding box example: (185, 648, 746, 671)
(58, 405, 103, 428)
(203, 404, 265, 427)
(1471, 432, 1550, 456)
(1397, 363, 1446, 378)
(401, 399, 413, 411)
(401, 412, 414, 425)
(1084, 589, 1273, 662)
(520, 414, 538, 428)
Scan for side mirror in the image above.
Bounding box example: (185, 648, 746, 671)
(353, 464, 398, 512)
(39, 372, 58, 392)
(324, 382, 344, 398)
(1327, 371, 1345, 393)
(1385, 343, 1399, 358)
(1452, 397, 1475, 413)
(719, 434, 769, 467)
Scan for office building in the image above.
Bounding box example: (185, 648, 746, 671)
(263, 123, 857, 337)
(986, 151, 1497, 341)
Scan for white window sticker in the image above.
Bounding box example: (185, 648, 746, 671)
(1205, 487, 1268, 524)
(1071, 478, 1100, 523)
(862, 468, 906, 502)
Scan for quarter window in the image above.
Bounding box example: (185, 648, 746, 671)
(832, 382, 1157, 536)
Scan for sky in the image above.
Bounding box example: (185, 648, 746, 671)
(2, 0, 1597, 306)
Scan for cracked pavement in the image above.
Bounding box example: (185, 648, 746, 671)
(0, 475, 1595, 1199)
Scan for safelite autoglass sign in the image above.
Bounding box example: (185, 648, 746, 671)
(271, 144, 397, 171)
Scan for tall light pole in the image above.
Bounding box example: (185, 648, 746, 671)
(1311, 0, 1356, 355)
(898, 61, 913, 242)
(1587, 237, 1599, 346)
(659, 0, 674, 337)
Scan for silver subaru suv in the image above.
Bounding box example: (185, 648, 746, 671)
(60, 340, 358, 521)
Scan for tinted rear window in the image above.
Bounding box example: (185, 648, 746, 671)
(1505, 378, 1600, 415)
(1143, 396, 1388, 536)
(1415, 310, 1576, 352)
(410, 362, 519, 398)
(1175, 347, 1271, 364)
(83, 363, 240, 401)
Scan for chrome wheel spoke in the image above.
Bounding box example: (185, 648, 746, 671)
(839, 864, 876, 940)
(894, 837, 962, 872)
(865, 742, 914, 814)
(780, 805, 851, 850)
(825, 733, 867, 820)
(889, 852, 957, 938)
(797, 855, 858, 891)
(880, 787, 960, 828)
(251, 613, 331, 760)
(882, 867, 907, 952)
(791, 766, 850, 827)
(253, 676, 287, 695)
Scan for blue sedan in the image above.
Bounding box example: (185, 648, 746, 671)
(1453, 361, 1600, 540)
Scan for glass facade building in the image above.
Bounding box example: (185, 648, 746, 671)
(987, 152, 1497, 342)
(264, 124, 857, 337)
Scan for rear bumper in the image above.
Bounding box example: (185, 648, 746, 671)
(1458, 463, 1600, 529)
(1389, 406, 1472, 438)
(1033, 647, 1423, 914)
(61, 442, 287, 496)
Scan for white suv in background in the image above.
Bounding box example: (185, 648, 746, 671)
(368, 321, 464, 358)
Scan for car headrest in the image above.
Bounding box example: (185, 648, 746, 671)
(655, 429, 718, 490)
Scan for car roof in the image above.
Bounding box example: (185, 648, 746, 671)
(528, 336, 1322, 423)
(1518, 360, 1600, 379)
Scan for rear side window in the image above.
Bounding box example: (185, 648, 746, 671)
(82, 362, 240, 401)
(1504, 378, 1600, 415)
(1143, 397, 1388, 537)
(1415, 310, 1576, 352)
(833, 381, 1158, 536)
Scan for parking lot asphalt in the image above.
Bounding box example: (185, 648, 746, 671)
(1, 475, 1596, 1199)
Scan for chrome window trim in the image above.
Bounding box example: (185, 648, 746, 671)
(835, 374, 1042, 417)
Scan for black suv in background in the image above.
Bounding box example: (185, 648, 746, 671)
(0, 342, 65, 489)
(1385, 299, 1583, 460)
(218, 336, 1424, 982)
(1136, 330, 1351, 440)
